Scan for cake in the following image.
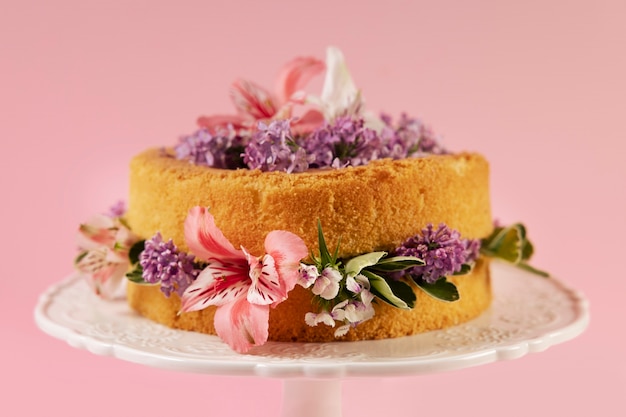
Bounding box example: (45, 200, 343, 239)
(74, 47, 546, 353)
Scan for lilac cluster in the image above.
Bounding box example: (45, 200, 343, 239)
(140, 233, 201, 297)
(394, 223, 480, 283)
(380, 113, 446, 157)
(175, 128, 246, 169)
(183, 114, 447, 173)
(243, 120, 311, 173)
(106, 200, 126, 218)
(304, 117, 384, 168)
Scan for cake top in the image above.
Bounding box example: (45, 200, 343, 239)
(172, 47, 446, 173)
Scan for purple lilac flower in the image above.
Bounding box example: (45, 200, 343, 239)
(140, 232, 201, 297)
(304, 117, 383, 168)
(394, 223, 480, 283)
(243, 120, 311, 173)
(380, 113, 447, 157)
(175, 127, 247, 169)
(106, 200, 126, 218)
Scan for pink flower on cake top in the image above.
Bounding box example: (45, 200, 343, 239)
(197, 54, 325, 134)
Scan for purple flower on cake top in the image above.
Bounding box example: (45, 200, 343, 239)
(175, 128, 247, 169)
(304, 116, 384, 168)
(140, 232, 201, 297)
(394, 223, 479, 283)
(380, 113, 447, 157)
(243, 120, 312, 173)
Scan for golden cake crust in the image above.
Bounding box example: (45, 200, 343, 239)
(125, 149, 493, 344)
(126, 148, 492, 256)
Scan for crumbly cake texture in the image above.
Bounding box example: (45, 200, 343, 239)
(126, 148, 493, 256)
(125, 148, 493, 342)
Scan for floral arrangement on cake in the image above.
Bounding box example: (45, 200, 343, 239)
(73, 47, 548, 353)
(76, 200, 546, 353)
(173, 46, 444, 173)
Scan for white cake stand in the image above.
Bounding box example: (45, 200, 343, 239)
(34, 262, 589, 417)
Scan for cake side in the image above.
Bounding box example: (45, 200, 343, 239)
(127, 258, 491, 342)
(126, 148, 493, 257)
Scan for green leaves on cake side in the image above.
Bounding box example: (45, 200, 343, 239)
(480, 223, 549, 277)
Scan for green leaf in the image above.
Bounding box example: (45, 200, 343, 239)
(128, 240, 146, 265)
(74, 251, 87, 265)
(344, 252, 387, 278)
(416, 277, 460, 302)
(453, 263, 473, 276)
(521, 236, 534, 261)
(482, 224, 523, 263)
(317, 220, 333, 267)
(125, 265, 146, 284)
(361, 270, 415, 309)
(517, 262, 550, 278)
(370, 256, 425, 272)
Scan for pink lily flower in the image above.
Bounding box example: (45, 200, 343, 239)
(197, 55, 325, 134)
(75, 214, 137, 299)
(180, 207, 308, 353)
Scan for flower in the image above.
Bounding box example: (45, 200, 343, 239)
(140, 232, 201, 297)
(297, 263, 320, 288)
(304, 116, 383, 168)
(175, 127, 247, 169)
(305, 298, 375, 338)
(380, 113, 447, 157)
(197, 55, 325, 134)
(243, 120, 312, 173)
(317, 46, 363, 121)
(179, 207, 308, 353)
(394, 223, 480, 283)
(75, 213, 137, 299)
(311, 267, 343, 300)
(106, 200, 126, 218)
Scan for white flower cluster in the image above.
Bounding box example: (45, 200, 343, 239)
(297, 264, 375, 337)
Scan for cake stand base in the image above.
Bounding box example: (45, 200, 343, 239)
(281, 379, 342, 417)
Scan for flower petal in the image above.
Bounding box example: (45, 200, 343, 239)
(230, 79, 277, 119)
(77, 214, 117, 249)
(180, 264, 249, 311)
(320, 46, 363, 120)
(184, 207, 244, 262)
(264, 230, 308, 296)
(247, 253, 284, 305)
(196, 114, 249, 132)
(213, 297, 270, 353)
(275, 56, 325, 105)
(291, 109, 325, 134)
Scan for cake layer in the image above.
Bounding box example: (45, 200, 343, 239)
(127, 258, 491, 342)
(126, 148, 493, 257)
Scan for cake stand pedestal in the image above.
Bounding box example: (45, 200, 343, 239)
(34, 262, 589, 417)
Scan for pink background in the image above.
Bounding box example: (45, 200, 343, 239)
(3, 0, 624, 415)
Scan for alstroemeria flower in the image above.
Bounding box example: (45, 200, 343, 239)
(180, 207, 308, 353)
(309, 46, 384, 131)
(197, 55, 325, 134)
(75, 213, 137, 299)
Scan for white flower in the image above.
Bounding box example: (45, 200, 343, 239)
(343, 301, 375, 325)
(297, 263, 320, 288)
(305, 302, 347, 328)
(312, 267, 343, 300)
